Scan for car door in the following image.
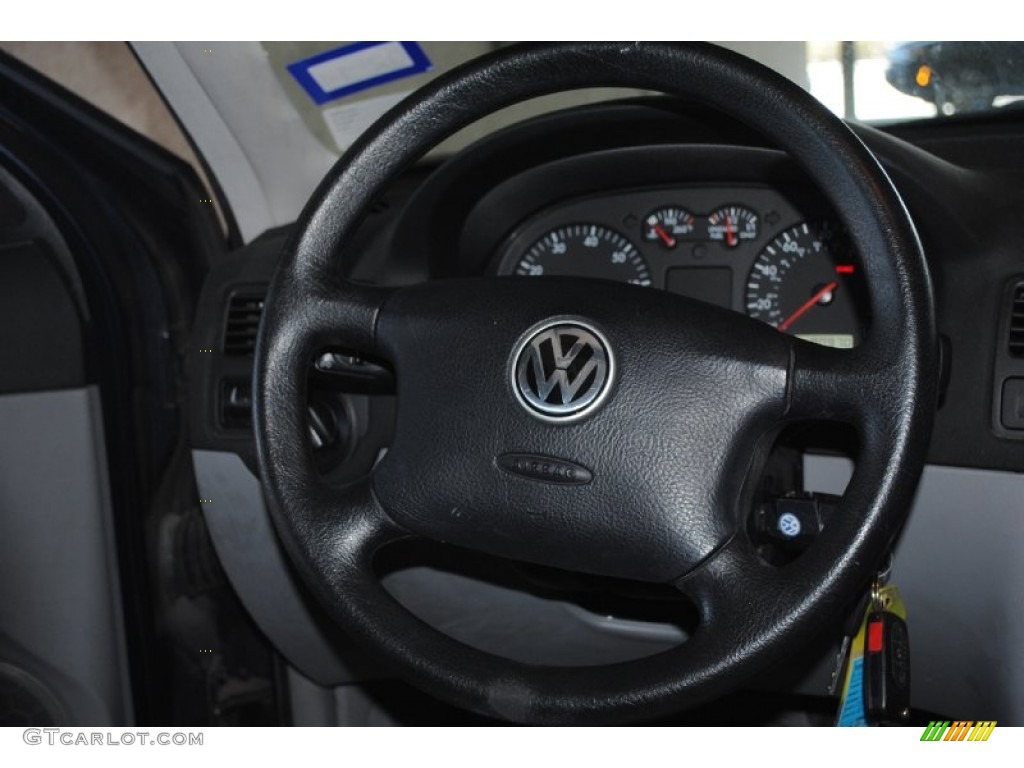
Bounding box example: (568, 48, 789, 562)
(0, 49, 222, 725)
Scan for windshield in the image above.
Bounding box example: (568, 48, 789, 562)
(102, 41, 1024, 241)
(808, 40, 1024, 120)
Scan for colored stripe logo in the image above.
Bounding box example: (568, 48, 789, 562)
(920, 721, 997, 741)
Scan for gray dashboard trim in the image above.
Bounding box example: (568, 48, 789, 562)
(805, 455, 1024, 724)
(196, 447, 1023, 722)
(192, 449, 378, 684)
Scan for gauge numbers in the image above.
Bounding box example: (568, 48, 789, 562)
(707, 205, 759, 248)
(514, 224, 652, 286)
(643, 207, 696, 249)
(745, 220, 858, 348)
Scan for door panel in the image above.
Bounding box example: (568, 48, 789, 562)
(0, 388, 131, 725)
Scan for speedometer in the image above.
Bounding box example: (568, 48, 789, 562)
(745, 221, 860, 348)
(511, 224, 652, 286)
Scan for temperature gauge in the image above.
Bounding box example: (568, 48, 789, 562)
(643, 207, 696, 249)
(707, 205, 759, 248)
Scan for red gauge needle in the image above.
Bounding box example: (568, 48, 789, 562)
(778, 281, 838, 332)
(653, 223, 676, 247)
(724, 215, 738, 247)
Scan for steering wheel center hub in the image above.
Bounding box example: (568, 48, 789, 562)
(511, 317, 615, 422)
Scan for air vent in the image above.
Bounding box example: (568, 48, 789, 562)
(223, 293, 265, 356)
(1010, 283, 1024, 357)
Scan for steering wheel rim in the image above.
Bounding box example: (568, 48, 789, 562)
(254, 42, 937, 724)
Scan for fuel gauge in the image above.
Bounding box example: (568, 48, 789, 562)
(643, 207, 696, 249)
(707, 205, 759, 248)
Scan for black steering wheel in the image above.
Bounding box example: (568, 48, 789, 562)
(254, 42, 937, 724)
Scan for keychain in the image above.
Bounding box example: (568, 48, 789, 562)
(835, 561, 911, 726)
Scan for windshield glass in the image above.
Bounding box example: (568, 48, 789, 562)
(808, 41, 1024, 120)
(116, 41, 1021, 242)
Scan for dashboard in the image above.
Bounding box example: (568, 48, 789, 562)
(193, 99, 1024, 475)
(493, 186, 863, 348)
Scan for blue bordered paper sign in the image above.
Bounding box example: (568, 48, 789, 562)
(287, 42, 432, 105)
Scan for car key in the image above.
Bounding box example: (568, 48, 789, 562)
(863, 601, 911, 724)
(836, 566, 909, 726)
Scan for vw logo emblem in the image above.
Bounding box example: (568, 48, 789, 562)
(512, 319, 614, 422)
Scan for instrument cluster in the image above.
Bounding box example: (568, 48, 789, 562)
(495, 186, 863, 348)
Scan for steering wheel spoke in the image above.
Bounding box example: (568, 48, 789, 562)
(293, 477, 411, 578)
(672, 536, 778, 635)
(265, 272, 394, 357)
(783, 335, 893, 428)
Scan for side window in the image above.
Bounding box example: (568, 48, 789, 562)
(0, 41, 225, 232)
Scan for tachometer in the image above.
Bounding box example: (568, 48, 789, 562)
(745, 221, 860, 348)
(512, 224, 651, 286)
